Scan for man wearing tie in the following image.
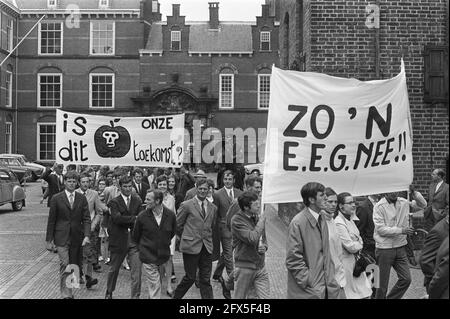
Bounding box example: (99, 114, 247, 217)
(424, 169, 449, 231)
(212, 170, 242, 287)
(45, 171, 91, 299)
(42, 163, 65, 207)
(105, 176, 143, 299)
(173, 179, 218, 299)
(132, 168, 150, 202)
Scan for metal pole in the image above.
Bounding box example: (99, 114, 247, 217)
(0, 15, 46, 67)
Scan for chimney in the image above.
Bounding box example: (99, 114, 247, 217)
(261, 4, 270, 18)
(209, 2, 219, 29)
(172, 4, 180, 17)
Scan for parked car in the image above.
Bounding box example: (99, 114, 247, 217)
(0, 154, 45, 182)
(0, 157, 31, 185)
(0, 166, 26, 211)
(244, 162, 264, 176)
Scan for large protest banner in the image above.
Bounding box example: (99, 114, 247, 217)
(262, 60, 413, 203)
(55, 110, 185, 168)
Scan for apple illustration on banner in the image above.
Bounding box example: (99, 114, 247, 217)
(94, 119, 131, 158)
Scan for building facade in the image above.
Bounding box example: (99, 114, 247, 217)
(1, 0, 279, 167)
(269, 0, 449, 193)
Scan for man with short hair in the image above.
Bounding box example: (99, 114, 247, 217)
(184, 170, 207, 201)
(212, 170, 242, 283)
(105, 176, 143, 299)
(424, 169, 449, 231)
(373, 192, 415, 299)
(231, 191, 269, 299)
(76, 173, 108, 288)
(132, 168, 150, 202)
(173, 179, 218, 299)
(45, 171, 91, 299)
(286, 182, 340, 299)
(133, 189, 177, 299)
(42, 163, 65, 207)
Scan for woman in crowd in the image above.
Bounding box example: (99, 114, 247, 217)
(335, 192, 373, 299)
(324, 187, 347, 298)
(206, 179, 215, 203)
(167, 174, 177, 197)
(156, 175, 177, 297)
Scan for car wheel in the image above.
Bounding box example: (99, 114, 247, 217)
(12, 200, 24, 211)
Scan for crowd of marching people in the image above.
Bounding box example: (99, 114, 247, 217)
(43, 163, 448, 299)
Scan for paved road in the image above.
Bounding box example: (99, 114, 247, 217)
(0, 182, 427, 299)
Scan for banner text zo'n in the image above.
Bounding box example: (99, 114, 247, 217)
(262, 60, 413, 204)
(56, 110, 185, 168)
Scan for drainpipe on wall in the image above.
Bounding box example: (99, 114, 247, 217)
(375, 0, 380, 78)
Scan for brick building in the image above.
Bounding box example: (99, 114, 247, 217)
(0, 0, 279, 167)
(268, 0, 449, 194)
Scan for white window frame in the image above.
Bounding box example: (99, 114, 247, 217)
(5, 71, 12, 108)
(38, 22, 63, 55)
(171, 30, 181, 51)
(47, 0, 57, 9)
(6, 19, 14, 52)
(152, 0, 159, 12)
(89, 73, 115, 109)
(37, 123, 56, 162)
(260, 31, 270, 51)
(5, 122, 12, 153)
(257, 74, 271, 109)
(219, 74, 234, 109)
(99, 0, 109, 9)
(89, 21, 116, 56)
(37, 73, 63, 109)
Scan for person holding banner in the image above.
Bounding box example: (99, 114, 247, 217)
(424, 169, 449, 232)
(286, 182, 340, 299)
(335, 192, 372, 299)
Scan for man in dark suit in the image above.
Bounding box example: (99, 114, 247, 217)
(132, 168, 150, 202)
(105, 176, 143, 299)
(173, 179, 218, 299)
(45, 171, 91, 299)
(428, 236, 449, 299)
(212, 170, 242, 285)
(42, 163, 65, 207)
(424, 168, 449, 231)
(355, 195, 379, 260)
(175, 165, 195, 209)
(132, 189, 177, 299)
(420, 215, 449, 292)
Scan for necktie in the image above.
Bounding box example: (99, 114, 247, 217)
(201, 201, 206, 220)
(317, 214, 322, 238)
(137, 184, 141, 194)
(69, 193, 74, 209)
(230, 189, 234, 199)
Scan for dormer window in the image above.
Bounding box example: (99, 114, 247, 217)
(260, 31, 271, 51)
(47, 0, 57, 9)
(171, 30, 181, 51)
(99, 0, 110, 9)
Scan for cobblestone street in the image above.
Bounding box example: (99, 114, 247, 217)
(0, 182, 427, 299)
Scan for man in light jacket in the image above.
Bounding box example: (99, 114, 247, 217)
(285, 182, 340, 299)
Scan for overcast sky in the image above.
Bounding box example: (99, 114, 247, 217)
(158, 0, 266, 21)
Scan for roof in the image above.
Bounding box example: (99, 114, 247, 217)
(144, 22, 254, 53)
(15, 0, 141, 10)
(0, 0, 20, 12)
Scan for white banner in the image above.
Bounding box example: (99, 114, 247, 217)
(262, 60, 413, 203)
(55, 110, 185, 168)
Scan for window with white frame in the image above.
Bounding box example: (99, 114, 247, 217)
(38, 123, 56, 161)
(219, 74, 234, 109)
(39, 22, 63, 55)
(6, 71, 12, 107)
(260, 31, 270, 51)
(258, 74, 270, 109)
(47, 0, 57, 9)
(90, 73, 114, 108)
(6, 20, 14, 51)
(152, 0, 159, 12)
(171, 31, 181, 51)
(99, 0, 109, 9)
(38, 74, 62, 108)
(90, 21, 115, 55)
(5, 123, 12, 153)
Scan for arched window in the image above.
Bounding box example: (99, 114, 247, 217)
(89, 70, 115, 108)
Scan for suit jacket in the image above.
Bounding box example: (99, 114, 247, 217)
(184, 187, 197, 201)
(428, 236, 449, 299)
(132, 181, 150, 203)
(76, 188, 107, 229)
(286, 208, 340, 299)
(213, 187, 243, 239)
(107, 194, 143, 254)
(355, 197, 376, 258)
(419, 217, 449, 288)
(425, 182, 449, 222)
(176, 197, 217, 255)
(132, 206, 177, 266)
(45, 191, 91, 247)
(42, 168, 65, 207)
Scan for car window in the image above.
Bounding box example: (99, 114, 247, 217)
(0, 159, 7, 165)
(16, 157, 26, 165)
(8, 158, 20, 166)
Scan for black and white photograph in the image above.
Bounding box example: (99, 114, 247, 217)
(0, 0, 448, 305)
